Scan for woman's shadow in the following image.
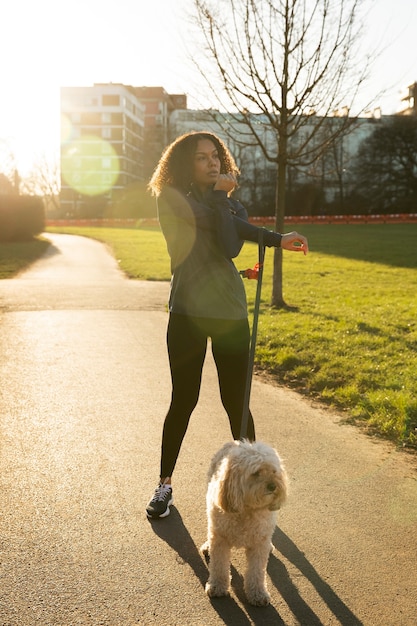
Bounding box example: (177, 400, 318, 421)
(149, 507, 363, 626)
(270, 527, 364, 625)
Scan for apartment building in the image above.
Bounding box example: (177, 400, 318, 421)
(133, 87, 187, 179)
(168, 107, 381, 211)
(60, 84, 187, 216)
(59, 82, 412, 216)
(399, 82, 417, 115)
(60, 83, 145, 216)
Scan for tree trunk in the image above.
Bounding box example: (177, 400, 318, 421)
(271, 0, 289, 309)
(271, 151, 287, 308)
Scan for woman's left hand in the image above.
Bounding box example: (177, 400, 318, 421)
(281, 231, 309, 255)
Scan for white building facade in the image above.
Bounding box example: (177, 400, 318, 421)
(59, 83, 412, 217)
(168, 107, 382, 214)
(60, 84, 145, 216)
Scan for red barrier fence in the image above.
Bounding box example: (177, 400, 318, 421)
(46, 214, 417, 228)
(250, 213, 417, 225)
(46, 218, 139, 228)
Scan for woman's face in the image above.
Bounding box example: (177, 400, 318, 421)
(192, 139, 221, 191)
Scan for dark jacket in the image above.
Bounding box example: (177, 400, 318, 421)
(157, 186, 282, 319)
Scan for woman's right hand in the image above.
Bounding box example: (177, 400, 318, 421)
(214, 174, 237, 194)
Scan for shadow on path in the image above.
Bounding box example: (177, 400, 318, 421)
(149, 507, 364, 625)
(149, 506, 286, 625)
(271, 527, 364, 626)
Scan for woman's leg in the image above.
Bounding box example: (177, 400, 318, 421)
(210, 318, 255, 441)
(160, 313, 208, 478)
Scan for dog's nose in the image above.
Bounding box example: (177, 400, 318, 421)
(267, 483, 276, 492)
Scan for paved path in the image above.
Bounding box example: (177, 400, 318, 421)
(0, 234, 416, 626)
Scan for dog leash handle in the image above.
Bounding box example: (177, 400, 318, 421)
(240, 229, 265, 441)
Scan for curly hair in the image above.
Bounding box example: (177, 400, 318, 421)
(147, 131, 240, 197)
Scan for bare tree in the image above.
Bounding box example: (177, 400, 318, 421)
(0, 141, 20, 194)
(20, 154, 60, 214)
(351, 115, 417, 213)
(190, 0, 376, 307)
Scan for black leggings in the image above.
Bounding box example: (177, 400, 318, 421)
(160, 313, 255, 478)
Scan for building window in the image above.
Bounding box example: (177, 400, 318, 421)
(102, 128, 112, 139)
(102, 112, 112, 123)
(103, 94, 120, 106)
(102, 157, 112, 169)
(101, 142, 113, 154)
(102, 173, 113, 184)
(71, 113, 81, 123)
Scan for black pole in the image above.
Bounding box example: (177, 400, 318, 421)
(240, 229, 265, 440)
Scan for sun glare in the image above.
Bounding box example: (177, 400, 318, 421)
(0, 0, 416, 181)
(61, 127, 120, 196)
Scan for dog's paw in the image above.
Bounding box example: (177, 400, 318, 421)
(200, 542, 210, 564)
(246, 587, 271, 607)
(205, 581, 230, 598)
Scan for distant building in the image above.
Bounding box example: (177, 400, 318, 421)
(59, 81, 414, 216)
(168, 107, 381, 212)
(60, 84, 187, 216)
(60, 84, 145, 216)
(133, 87, 187, 179)
(398, 82, 417, 116)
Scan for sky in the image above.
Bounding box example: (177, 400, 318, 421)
(0, 0, 416, 176)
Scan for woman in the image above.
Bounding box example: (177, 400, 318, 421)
(146, 131, 308, 518)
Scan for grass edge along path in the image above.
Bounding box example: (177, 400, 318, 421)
(0, 237, 50, 279)
(8, 224, 417, 449)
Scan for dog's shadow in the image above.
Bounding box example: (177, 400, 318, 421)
(148, 509, 363, 625)
(149, 506, 285, 625)
(269, 527, 364, 626)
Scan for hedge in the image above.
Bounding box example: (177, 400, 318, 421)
(0, 195, 45, 242)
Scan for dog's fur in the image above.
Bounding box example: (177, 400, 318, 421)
(201, 439, 288, 606)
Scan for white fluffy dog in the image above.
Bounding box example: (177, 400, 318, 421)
(201, 439, 288, 606)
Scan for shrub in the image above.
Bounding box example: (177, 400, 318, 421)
(0, 195, 45, 242)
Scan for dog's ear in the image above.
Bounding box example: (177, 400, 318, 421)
(268, 469, 288, 511)
(217, 457, 244, 513)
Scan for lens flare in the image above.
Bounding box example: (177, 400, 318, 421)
(61, 134, 120, 196)
(60, 114, 73, 143)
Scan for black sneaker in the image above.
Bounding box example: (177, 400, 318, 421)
(146, 483, 173, 518)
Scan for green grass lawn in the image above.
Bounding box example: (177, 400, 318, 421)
(4, 223, 417, 448)
(0, 237, 50, 279)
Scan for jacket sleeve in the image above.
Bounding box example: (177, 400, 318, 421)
(157, 187, 220, 270)
(208, 191, 282, 256)
(207, 190, 245, 258)
(232, 214, 283, 248)
(158, 187, 282, 267)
